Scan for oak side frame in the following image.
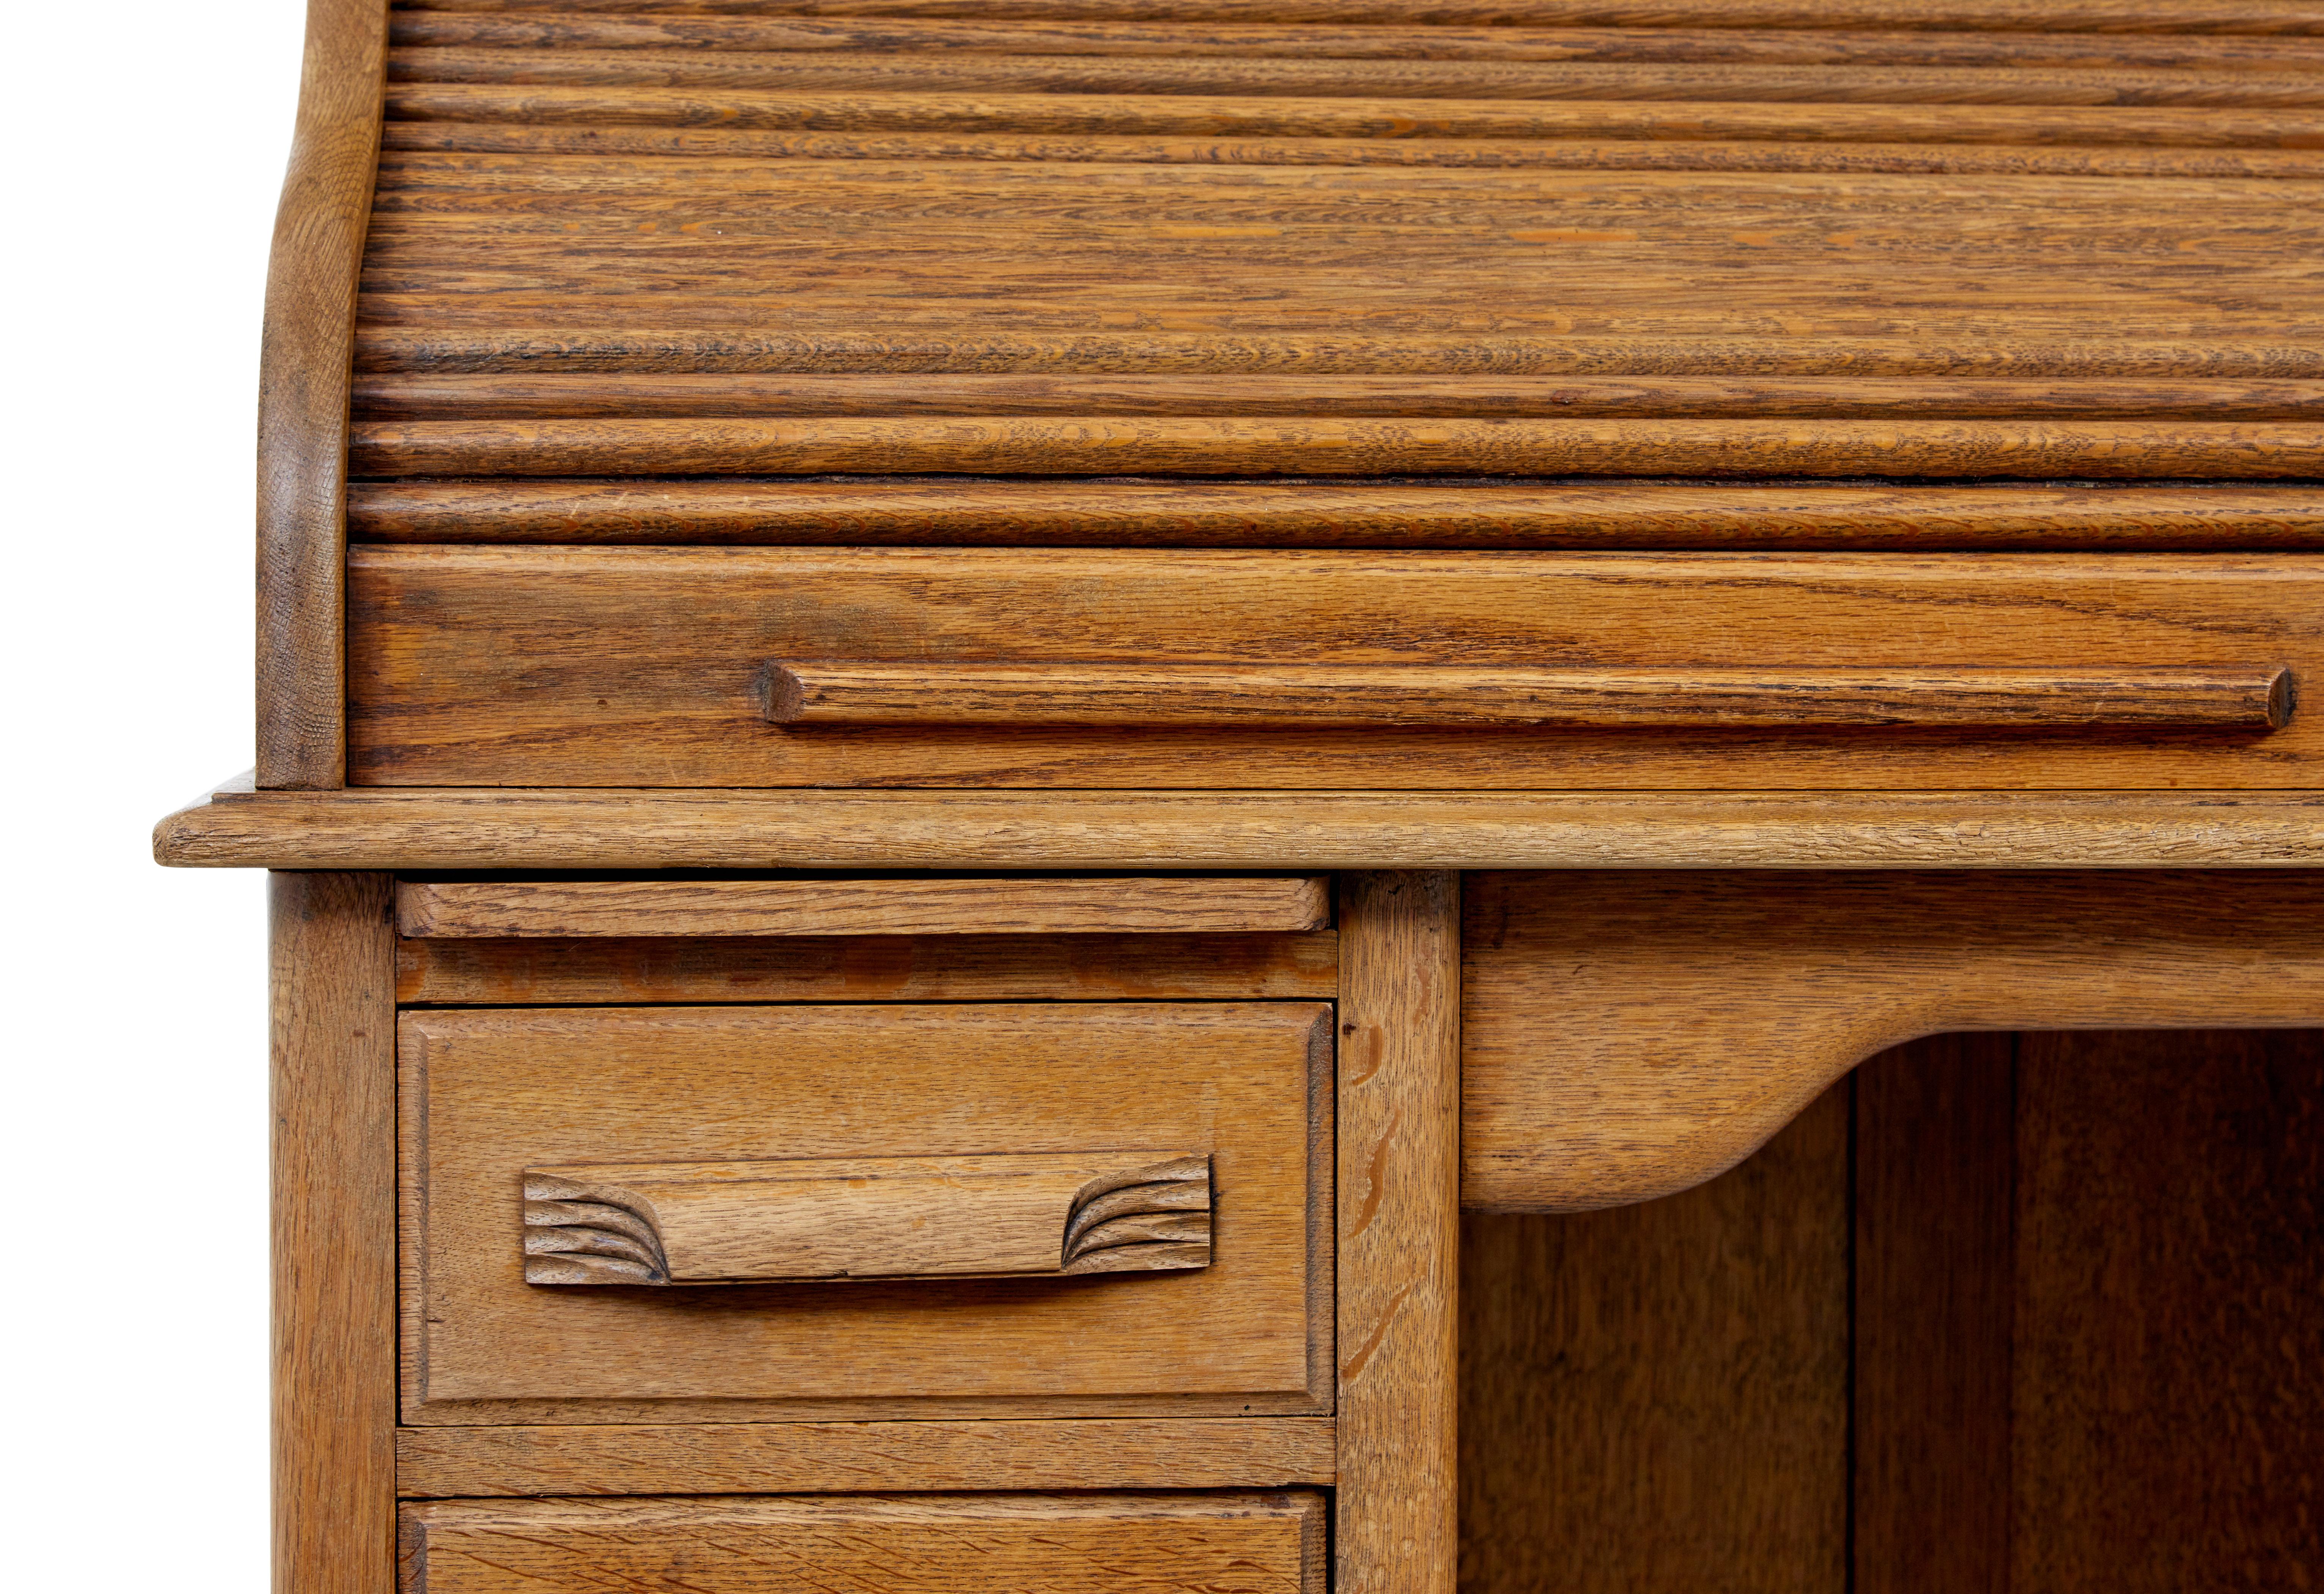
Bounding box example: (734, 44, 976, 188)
(258, 0, 388, 789)
(273, 872, 398, 1594)
(1337, 872, 1462, 1594)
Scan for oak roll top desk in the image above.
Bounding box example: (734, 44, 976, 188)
(158, 2, 2323, 1591)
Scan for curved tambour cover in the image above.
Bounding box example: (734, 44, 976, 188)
(259, 1, 2324, 788)
(349, 0, 2324, 515)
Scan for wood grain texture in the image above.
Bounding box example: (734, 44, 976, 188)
(387, 1, 2324, 34)
(2011, 1028, 2324, 1593)
(261, 0, 388, 789)
(345, 478, 2324, 550)
(1463, 870, 2324, 1210)
(353, 9, 2324, 498)
(384, 14, 2324, 69)
(272, 872, 397, 1594)
(374, 85, 2324, 148)
(1852, 1034, 2016, 1594)
(354, 372, 2324, 418)
(376, 120, 2324, 176)
(397, 873, 1330, 936)
(520, 1150, 1213, 1283)
(386, 47, 2324, 104)
(1460, 1082, 1850, 1594)
(397, 1493, 1327, 1594)
(403, 1001, 1332, 1421)
(348, 416, 2324, 480)
(394, 1416, 1337, 1495)
(395, 928, 1340, 1004)
(376, 85, 2324, 149)
(345, 547, 2324, 790)
(1336, 872, 1460, 1594)
(155, 783, 2324, 871)
(765, 661, 2295, 729)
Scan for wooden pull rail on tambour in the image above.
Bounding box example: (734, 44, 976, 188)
(761, 663, 2296, 730)
(523, 1151, 1214, 1286)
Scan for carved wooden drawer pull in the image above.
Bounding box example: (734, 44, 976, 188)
(523, 1151, 1212, 1285)
(761, 662, 2294, 730)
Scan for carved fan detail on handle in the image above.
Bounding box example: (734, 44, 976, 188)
(521, 1151, 1215, 1286)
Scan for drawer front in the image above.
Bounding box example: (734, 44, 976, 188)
(349, 547, 2321, 789)
(398, 1494, 1326, 1594)
(402, 1002, 1332, 1422)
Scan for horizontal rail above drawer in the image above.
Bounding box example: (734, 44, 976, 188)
(396, 875, 1331, 938)
(762, 663, 2295, 731)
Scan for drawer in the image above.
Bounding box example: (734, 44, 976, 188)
(348, 547, 2319, 789)
(401, 1002, 1332, 1422)
(398, 1493, 1326, 1594)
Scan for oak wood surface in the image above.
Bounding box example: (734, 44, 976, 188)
(1852, 1035, 2017, 1594)
(397, 873, 1330, 936)
(1461, 1082, 1850, 1594)
(388, 2, 2324, 33)
(350, 415, 2324, 479)
(1461, 869, 2324, 1210)
(386, 14, 2324, 68)
(345, 478, 2324, 550)
(356, 372, 2324, 418)
(394, 1416, 1338, 1495)
(261, 0, 388, 789)
(375, 86, 2324, 150)
(395, 928, 1341, 1003)
(403, 1000, 1332, 1421)
(272, 872, 398, 1594)
(397, 1493, 1328, 1594)
(1335, 872, 1460, 1594)
(349, 4, 2324, 497)
(766, 662, 2295, 729)
(520, 1150, 1213, 1282)
(156, 783, 2324, 871)
(346, 547, 2324, 790)
(377, 120, 2324, 177)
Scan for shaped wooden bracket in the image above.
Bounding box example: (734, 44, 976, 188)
(1463, 871, 2324, 1213)
(523, 1150, 1212, 1284)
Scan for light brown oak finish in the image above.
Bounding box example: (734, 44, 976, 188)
(397, 1493, 1328, 1594)
(261, 0, 388, 789)
(395, 1416, 1338, 1496)
(384, 2, 2324, 34)
(348, 416, 2324, 481)
(371, 122, 2324, 181)
(374, 85, 2324, 151)
(402, 1000, 1332, 1421)
(1461, 869, 2324, 1211)
(521, 1150, 1213, 1283)
(344, 479, 2324, 551)
(1336, 871, 1461, 1594)
(384, 13, 2324, 69)
(272, 871, 397, 1594)
(397, 873, 1330, 937)
(765, 661, 2295, 729)
(353, 373, 2324, 419)
(156, 782, 2324, 871)
(395, 928, 1340, 1004)
(346, 548, 2324, 790)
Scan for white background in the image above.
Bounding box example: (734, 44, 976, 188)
(8, 2, 304, 1582)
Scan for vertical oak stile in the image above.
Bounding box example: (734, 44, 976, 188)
(273, 872, 398, 1594)
(258, 0, 388, 788)
(1336, 871, 1461, 1594)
